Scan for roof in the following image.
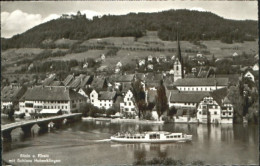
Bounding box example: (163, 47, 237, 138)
(50, 81, 64, 86)
(1, 86, 27, 102)
(98, 91, 116, 100)
(63, 74, 74, 86)
(215, 74, 240, 85)
(40, 109, 61, 114)
(121, 82, 132, 92)
(173, 78, 229, 86)
(115, 74, 135, 82)
(42, 76, 57, 86)
(91, 77, 106, 89)
(169, 90, 209, 103)
(22, 86, 85, 101)
(135, 73, 145, 80)
(209, 88, 228, 105)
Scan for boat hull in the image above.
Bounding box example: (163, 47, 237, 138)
(110, 135, 192, 143)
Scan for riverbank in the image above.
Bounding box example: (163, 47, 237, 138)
(82, 117, 164, 124)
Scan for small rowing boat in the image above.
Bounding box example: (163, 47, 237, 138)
(110, 131, 192, 143)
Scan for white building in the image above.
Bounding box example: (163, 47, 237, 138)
(139, 59, 146, 66)
(196, 88, 233, 124)
(252, 63, 259, 71)
(174, 78, 229, 92)
(120, 90, 136, 115)
(19, 86, 86, 117)
(147, 55, 153, 62)
(244, 71, 256, 82)
(90, 90, 116, 110)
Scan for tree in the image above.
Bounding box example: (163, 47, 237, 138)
(227, 86, 244, 123)
(155, 80, 168, 119)
(132, 80, 146, 119)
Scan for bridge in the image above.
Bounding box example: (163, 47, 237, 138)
(1, 113, 82, 151)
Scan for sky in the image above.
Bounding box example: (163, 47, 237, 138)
(1, 1, 258, 38)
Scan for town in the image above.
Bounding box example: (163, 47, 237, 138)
(1, 31, 258, 125)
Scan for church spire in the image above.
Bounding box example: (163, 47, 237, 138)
(176, 23, 184, 78)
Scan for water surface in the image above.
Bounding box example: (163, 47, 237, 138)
(3, 121, 259, 165)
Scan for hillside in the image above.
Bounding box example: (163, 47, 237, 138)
(1, 9, 257, 50)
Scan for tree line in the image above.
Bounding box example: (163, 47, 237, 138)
(2, 9, 257, 50)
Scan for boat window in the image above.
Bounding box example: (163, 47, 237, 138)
(166, 136, 169, 138)
(130, 137, 133, 139)
(137, 136, 140, 139)
(174, 136, 177, 138)
(142, 136, 145, 139)
(127, 137, 129, 139)
(178, 135, 180, 138)
(171, 136, 174, 138)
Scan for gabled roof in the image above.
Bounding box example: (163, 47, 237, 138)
(173, 78, 229, 86)
(22, 86, 85, 101)
(91, 77, 106, 89)
(98, 91, 116, 100)
(169, 90, 209, 103)
(63, 74, 74, 86)
(209, 88, 229, 105)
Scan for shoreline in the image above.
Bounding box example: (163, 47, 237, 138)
(82, 117, 164, 124)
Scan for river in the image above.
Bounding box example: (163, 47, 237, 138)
(2, 120, 259, 165)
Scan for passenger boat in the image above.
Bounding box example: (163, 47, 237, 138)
(110, 131, 192, 143)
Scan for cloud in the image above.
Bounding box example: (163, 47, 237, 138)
(189, 7, 207, 12)
(1, 10, 60, 38)
(1, 10, 102, 38)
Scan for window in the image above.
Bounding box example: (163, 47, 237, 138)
(223, 113, 225, 115)
(229, 113, 232, 116)
(214, 111, 217, 115)
(176, 66, 179, 71)
(92, 100, 94, 103)
(199, 111, 201, 115)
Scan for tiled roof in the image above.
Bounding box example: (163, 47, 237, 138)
(1, 86, 27, 102)
(169, 90, 209, 103)
(98, 91, 116, 100)
(173, 78, 229, 86)
(135, 73, 145, 81)
(91, 77, 106, 89)
(63, 74, 74, 86)
(215, 74, 240, 85)
(22, 86, 85, 101)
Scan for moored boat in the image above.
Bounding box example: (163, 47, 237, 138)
(110, 131, 192, 143)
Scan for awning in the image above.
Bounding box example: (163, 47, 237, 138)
(40, 109, 61, 114)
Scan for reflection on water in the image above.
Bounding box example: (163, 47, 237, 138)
(2, 121, 259, 165)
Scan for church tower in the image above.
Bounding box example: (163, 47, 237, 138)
(173, 30, 184, 82)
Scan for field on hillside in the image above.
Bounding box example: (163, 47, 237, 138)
(201, 40, 258, 58)
(47, 49, 109, 61)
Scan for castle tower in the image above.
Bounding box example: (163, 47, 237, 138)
(173, 29, 184, 82)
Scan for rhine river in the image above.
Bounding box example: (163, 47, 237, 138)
(2, 120, 259, 165)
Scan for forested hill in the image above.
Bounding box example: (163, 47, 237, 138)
(1, 9, 257, 50)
